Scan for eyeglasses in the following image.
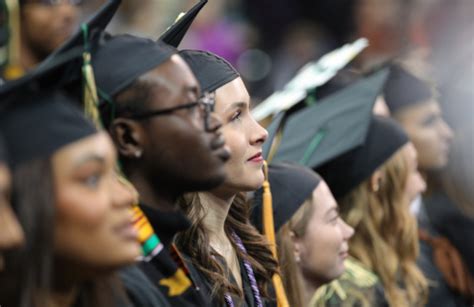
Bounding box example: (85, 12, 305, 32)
(124, 92, 216, 131)
(22, 0, 83, 6)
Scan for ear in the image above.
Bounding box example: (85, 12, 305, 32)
(109, 118, 145, 159)
(370, 169, 383, 192)
(289, 231, 302, 263)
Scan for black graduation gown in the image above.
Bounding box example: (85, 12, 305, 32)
(417, 202, 471, 307)
(135, 204, 208, 307)
(424, 191, 474, 275)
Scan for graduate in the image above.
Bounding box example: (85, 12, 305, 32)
(43, 0, 232, 304)
(251, 162, 355, 307)
(0, 134, 24, 271)
(0, 53, 141, 307)
(265, 69, 428, 306)
(175, 49, 279, 307)
(0, 0, 81, 79)
(384, 64, 473, 306)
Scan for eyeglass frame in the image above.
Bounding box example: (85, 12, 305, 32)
(122, 92, 216, 131)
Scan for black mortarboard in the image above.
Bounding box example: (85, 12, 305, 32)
(0, 93, 97, 169)
(43, 0, 122, 62)
(251, 162, 321, 233)
(0, 50, 96, 169)
(159, 0, 207, 48)
(92, 34, 176, 101)
(383, 64, 433, 114)
(267, 68, 390, 168)
(179, 49, 239, 93)
(315, 115, 409, 199)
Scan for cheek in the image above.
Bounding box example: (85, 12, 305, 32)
(54, 189, 109, 253)
(222, 128, 247, 169)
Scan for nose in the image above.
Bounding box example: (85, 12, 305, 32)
(341, 219, 354, 240)
(56, 2, 79, 23)
(111, 174, 137, 209)
(249, 118, 268, 145)
(0, 204, 24, 250)
(439, 119, 454, 142)
(415, 171, 427, 194)
(206, 112, 223, 133)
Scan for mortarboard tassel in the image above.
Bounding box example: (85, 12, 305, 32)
(262, 161, 290, 307)
(4, 0, 24, 80)
(80, 24, 101, 128)
(79, 23, 163, 261)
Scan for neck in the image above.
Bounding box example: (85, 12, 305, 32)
(20, 39, 42, 71)
(47, 266, 80, 307)
(199, 191, 235, 248)
(301, 275, 319, 306)
(127, 170, 180, 212)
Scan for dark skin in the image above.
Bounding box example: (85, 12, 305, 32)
(110, 55, 230, 212)
(20, 2, 79, 69)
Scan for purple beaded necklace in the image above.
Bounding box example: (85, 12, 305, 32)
(222, 231, 263, 307)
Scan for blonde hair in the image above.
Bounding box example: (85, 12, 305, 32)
(276, 197, 314, 307)
(338, 148, 428, 306)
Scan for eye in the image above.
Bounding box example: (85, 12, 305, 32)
(82, 173, 101, 188)
(231, 110, 242, 122)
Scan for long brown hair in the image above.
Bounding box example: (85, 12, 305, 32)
(338, 148, 428, 307)
(175, 192, 278, 302)
(276, 197, 314, 307)
(0, 157, 130, 307)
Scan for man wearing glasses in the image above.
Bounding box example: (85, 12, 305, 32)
(91, 33, 230, 306)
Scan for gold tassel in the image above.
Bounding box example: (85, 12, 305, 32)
(262, 161, 289, 307)
(4, 0, 24, 80)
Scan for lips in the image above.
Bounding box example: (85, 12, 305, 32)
(113, 220, 138, 241)
(247, 152, 263, 163)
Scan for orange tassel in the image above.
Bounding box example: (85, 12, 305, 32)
(263, 161, 289, 307)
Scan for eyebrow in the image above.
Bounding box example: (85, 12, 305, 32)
(224, 101, 247, 113)
(73, 154, 106, 169)
(324, 206, 338, 219)
(184, 85, 200, 97)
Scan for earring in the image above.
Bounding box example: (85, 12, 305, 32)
(134, 151, 142, 158)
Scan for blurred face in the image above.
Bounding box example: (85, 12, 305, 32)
(213, 77, 268, 193)
(52, 132, 140, 274)
(21, 1, 80, 60)
(131, 55, 229, 192)
(0, 164, 24, 270)
(395, 101, 453, 170)
(402, 143, 426, 202)
(294, 181, 354, 285)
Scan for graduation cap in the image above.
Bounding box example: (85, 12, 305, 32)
(159, 0, 207, 48)
(265, 69, 410, 199)
(315, 115, 409, 199)
(0, 52, 97, 169)
(179, 49, 239, 93)
(267, 68, 390, 167)
(251, 162, 321, 234)
(92, 34, 176, 101)
(45, 0, 122, 61)
(383, 64, 433, 114)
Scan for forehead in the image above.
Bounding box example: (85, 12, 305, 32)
(143, 55, 200, 107)
(312, 181, 337, 216)
(214, 78, 249, 112)
(397, 99, 441, 121)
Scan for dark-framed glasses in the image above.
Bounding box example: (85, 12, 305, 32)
(125, 92, 216, 131)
